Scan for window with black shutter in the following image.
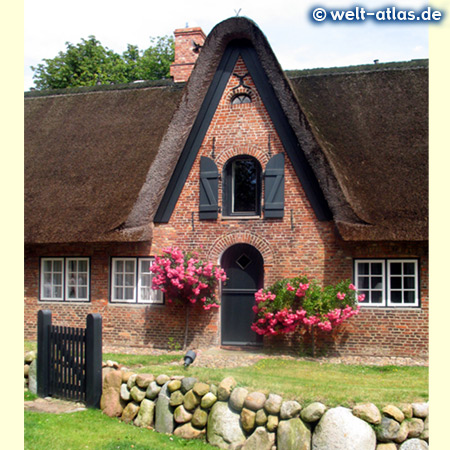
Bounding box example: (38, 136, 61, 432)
(264, 153, 285, 218)
(199, 156, 219, 219)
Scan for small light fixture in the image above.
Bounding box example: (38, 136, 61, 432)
(184, 350, 196, 368)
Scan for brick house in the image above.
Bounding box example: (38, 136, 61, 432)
(24, 17, 428, 357)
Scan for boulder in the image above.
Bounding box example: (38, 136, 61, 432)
(134, 398, 155, 428)
(229, 387, 249, 412)
(146, 381, 161, 400)
(399, 403, 413, 419)
(264, 393, 283, 415)
(277, 418, 311, 450)
(24, 364, 30, 378)
(192, 407, 208, 429)
(121, 401, 140, 424)
(121, 370, 135, 383)
(394, 421, 409, 444)
(218, 376, 237, 401)
(28, 360, 37, 394)
(156, 374, 170, 386)
(420, 416, 429, 441)
(201, 392, 217, 409)
(312, 407, 376, 450)
(174, 405, 193, 424)
(193, 382, 210, 397)
(352, 403, 381, 425)
(169, 390, 184, 407)
(301, 402, 326, 423)
(240, 408, 256, 433)
(383, 405, 405, 423)
(136, 373, 154, 389)
(127, 373, 137, 390)
(411, 403, 428, 419)
(184, 389, 201, 411)
(154, 382, 174, 434)
(130, 386, 146, 403)
(24, 351, 36, 364)
(207, 401, 246, 449)
(244, 392, 267, 411)
(407, 418, 425, 438)
(174, 422, 206, 439)
(181, 377, 198, 394)
(376, 417, 401, 443)
(242, 427, 275, 450)
(168, 379, 182, 393)
(280, 400, 302, 419)
(267, 415, 279, 432)
(399, 439, 429, 449)
(255, 409, 268, 426)
(120, 383, 131, 401)
(376, 444, 397, 450)
(100, 370, 124, 417)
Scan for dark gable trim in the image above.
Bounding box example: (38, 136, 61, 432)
(154, 40, 332, 223)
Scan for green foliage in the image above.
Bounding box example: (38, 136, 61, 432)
(31, 35, 174, 90)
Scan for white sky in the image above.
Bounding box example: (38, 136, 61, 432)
(23, 0, 435, 91)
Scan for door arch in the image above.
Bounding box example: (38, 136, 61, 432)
(220, 243, 263, 346)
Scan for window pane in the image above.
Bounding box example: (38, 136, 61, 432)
(115, 287, 123, 300)
(78, 260, 88, 272)
(391, 291, 402, 303)
(125, 274, 134, 286)
(140, 287, 151, 301)
(115, 260, 123, 272)
(404, 262, 416, 275)
(78, 287, 87, 299)
(371, 277, 383, 289)
(115, 273, 122, 286)
(359, 290, 369, 303)
(53, 286, 62, 298)
(44, 273, 52, 284)
(141, 274, 151, 288)
(358, 276, 369, 289)
(125, 260, 135, 273)
(233, 159, 257, 213)
(371, 263, 383, 275)
(358, 263, 370, 275)
(372, 291, 383, 303)
(68, 287, 76, 299)
(404, 277, 415, 289)
(404, 291, 416, 303)
(390, 262, 402, 275)
(53, 260, 63, 272)
(53, 273, 62, 286)
(43, 260, 52, 272)
(125, 287, 134, 300)
(390, 277, 402, 289)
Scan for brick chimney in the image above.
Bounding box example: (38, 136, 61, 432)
(170, 27, 206, 82)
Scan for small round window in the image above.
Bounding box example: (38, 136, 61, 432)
(231, 93, 252, 105)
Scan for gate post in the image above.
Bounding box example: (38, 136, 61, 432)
(85, 313, 102, 408)
(37, 309, 52, 397)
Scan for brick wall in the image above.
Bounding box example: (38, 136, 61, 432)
(24, 56, 428, 357)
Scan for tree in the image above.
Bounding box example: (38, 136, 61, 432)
(31, 35, 174, 90)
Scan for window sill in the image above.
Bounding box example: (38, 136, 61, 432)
(221, 215, 261, 220)
(109, 301, 165, 307)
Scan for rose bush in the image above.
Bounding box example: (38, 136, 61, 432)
(251, 277, 364, 336)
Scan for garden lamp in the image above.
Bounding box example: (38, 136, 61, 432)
(184, 350, 196, 368)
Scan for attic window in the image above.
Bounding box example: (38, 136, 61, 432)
(231, 93, 252, 105)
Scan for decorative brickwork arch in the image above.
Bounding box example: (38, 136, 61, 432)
(215, 145, 269, 170)
(208, 231, 274, 265)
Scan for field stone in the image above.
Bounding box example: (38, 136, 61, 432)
(267, 415, 279, 432)
(24, 364, 30, 378)
(210, 384, 218, 396)
(207, 401, 246, 448)
(169, 390, 184, 407)
(313, 406, 376, 450)
(399, 403, 414, 419)
(255, 408, 268, 426)
(420, 416, 429, 440)
(201, 392, 217, 409)
(412, 403, 428, 419)
(130, 385, 146, 403)
(383, 405, 405, 423)
(229, 387, 249, 411)
(192, 407, 208, 428)
(394, 421, 409, 444)
(134, 398, 155, 428)
(352, 402, 381, 425)
(121, 401, 140, 424)
(193, 382, 210, 397)
(399, 439, 429, 449)
(218, 376, 237, 401)
(136, 373, 154, 389)
(155, 382, 174, 434)
(376, 444, 398, 450)
(120, 383, 131, 401)
(240, 408, 256, 433)
(280, 400, 302, 419)
(156, 374, 170, 386)
(242, 427, 275, 450)
(181, 377, 198, 393)
(24, 351, 36, 364)
(174, 422, 206, 440)
(174, 405, 193, 424)
(101, 370, 124, 417)
(376, 417, 401, 443)
(184, 389, 201, 410)
(301, 402, 326, 423)
(264, 393, 283, 415)
(121, 370, 135, 384)
(146, 381, 161, 400)
(277, 418, 311, 450)
(168, 379, 182, 392)
(407, 418, 425, 438)
(127, 374, 137, 390)
(244, 392, 267, 411)
(28, 360, 37, 394)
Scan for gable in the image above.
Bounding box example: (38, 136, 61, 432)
(154, 40, 332, 223)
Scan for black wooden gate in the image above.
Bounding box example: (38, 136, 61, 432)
(37, 310, 102, 408)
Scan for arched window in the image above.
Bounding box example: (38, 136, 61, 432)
(223, 156, 262, 216)
(231, 93, 252, 105)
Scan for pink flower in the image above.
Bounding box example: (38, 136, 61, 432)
(358, 294, 366, 302)
(337, 292, 346, 300)
(349, 284, 357, 291)
(286, 283, 295, 292)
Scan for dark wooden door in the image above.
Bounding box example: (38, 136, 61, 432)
(221, 244, 263, 345)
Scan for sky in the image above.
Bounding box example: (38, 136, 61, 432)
(23, 0, 438, 91)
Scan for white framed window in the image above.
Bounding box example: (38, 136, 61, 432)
(40, 257, 90, 302)
(354, 259, 419, 308)
(111, 257, 163, 304)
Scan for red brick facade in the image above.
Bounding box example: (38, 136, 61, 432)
(24, 57, 428, 358)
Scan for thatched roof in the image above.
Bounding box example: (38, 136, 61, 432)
(24, 17, 428, 244)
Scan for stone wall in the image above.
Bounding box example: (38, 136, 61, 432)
(100, 364, 429, 450)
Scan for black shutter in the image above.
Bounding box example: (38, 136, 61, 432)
(264, 153, 285, 218)
(199, 156, 219, 219)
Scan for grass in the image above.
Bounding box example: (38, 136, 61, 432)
(24, 409, 214, 450)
